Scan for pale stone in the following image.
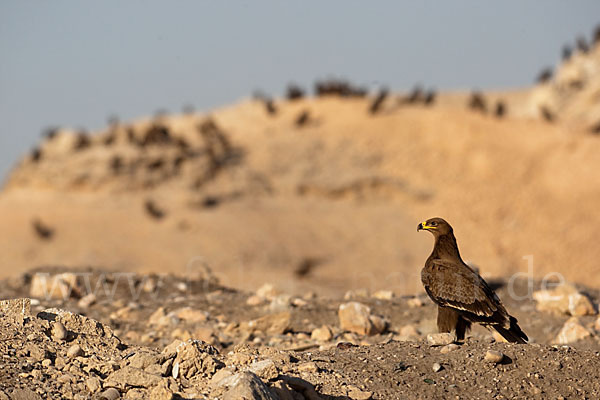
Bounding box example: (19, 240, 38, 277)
(484, 350, 504, 363)
(247, 359, 278, 380)
(291, 298, 308, 307)
(221, 372, 277, 400)
(85, 377, 101, 393)
(344, 288, 369, 300)
(347, 385, 373, 400)
(297, 362, 319, 373)
(407, 297, 424, 308)
(311, 325, 333, 342)
(338, 302, 384, 336)
(149, 307, 177, 327)
(242, 312, 291, 335)
(269, 294, 292, 312)
(256, 283, 279, 300)
(98, 388, 120, 399)
(30, 273, 81, 300)
(427, 333, 455, 346)
(173, 307, 208, 323)
(67, 344, 84, 358)
(372, 290, 394, 300)
(210, 368, 234, 388)
(246, 295, 264, 306)
(51, 321, 68, 341)
(533, 283, 596, 316)
(369, 315, 388, 334)
(170, 328, 192, 342)
(440, 344, 459, 354)
(141, 277, 157, 293)
(78, 293, 97, 308)
(553, 317, 591, 344)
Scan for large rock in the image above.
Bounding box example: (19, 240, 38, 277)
(163, 339, 224, 379)
(221, 372, 277, 400)
(242, 312, 291, 335)
(338, 302, 387, 336)
(247, 359, 278, 381)
(553, 317, 592, 344)
(30, 272, 82, 300)
(533, 283, 596, 316)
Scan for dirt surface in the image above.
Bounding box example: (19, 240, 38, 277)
(1, 268, 600, 399)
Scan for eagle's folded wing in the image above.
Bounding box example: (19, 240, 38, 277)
(422, 259, 503, 318)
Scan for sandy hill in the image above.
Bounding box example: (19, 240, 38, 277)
(1, 42, 600, 296)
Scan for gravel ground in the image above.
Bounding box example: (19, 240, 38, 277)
(1, 268, 599, 399)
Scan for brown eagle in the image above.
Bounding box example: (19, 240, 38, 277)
(418, 217, 528, 344)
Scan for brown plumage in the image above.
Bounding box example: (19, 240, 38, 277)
(418, 217, 528, 344)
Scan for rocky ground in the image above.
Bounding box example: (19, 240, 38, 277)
(1, 268, 600, 399)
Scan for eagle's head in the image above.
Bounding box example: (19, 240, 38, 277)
(417, 217, 453, 236)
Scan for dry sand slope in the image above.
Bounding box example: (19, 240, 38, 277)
(1, 44, 600, 296)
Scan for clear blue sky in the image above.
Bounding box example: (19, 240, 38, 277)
(1, 1, 599, 181)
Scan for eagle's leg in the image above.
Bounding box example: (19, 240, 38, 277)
(455, 316, 472, 342)
(436, 306, 458, 333)
(437, 306, 471, 341)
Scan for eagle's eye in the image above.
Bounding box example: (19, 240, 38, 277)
(430, 221, 437, 226)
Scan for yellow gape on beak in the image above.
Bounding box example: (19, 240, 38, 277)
(417, 221, 435, 231)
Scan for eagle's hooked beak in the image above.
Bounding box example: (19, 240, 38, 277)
(417, 221, 434, 232)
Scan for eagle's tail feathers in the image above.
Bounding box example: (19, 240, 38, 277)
(493, 317, 528, 344)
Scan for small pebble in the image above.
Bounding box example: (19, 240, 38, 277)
(427, 333, 455, 346)
(407, 297, 424, 307)
(85, 377, 101, 393)
(484, 350, 504, 363)
(51, 321, 67, 341)
(311, 325, 333, 342)
(55, 357, 66, 370)
(297, 361, 319, 373)
(432, 362, 442, 372)
(347, 385, 373, 400)
(440, 344, 460, 354)
(67, 344, 84, 358)
(78, 293, 97, 308)
(246, 295, 263, 306)
(99, 388, 120, 400)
